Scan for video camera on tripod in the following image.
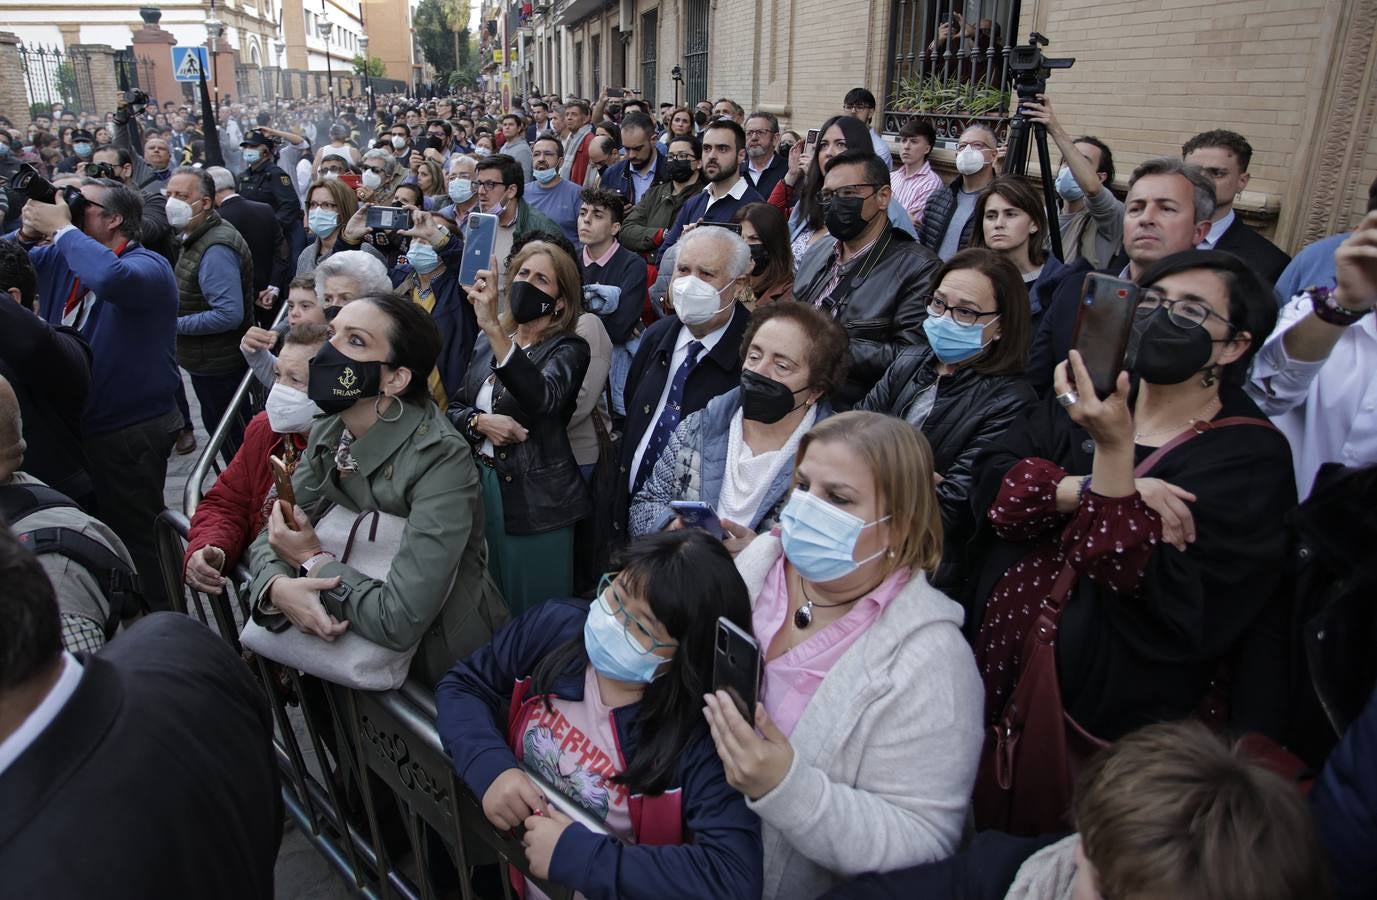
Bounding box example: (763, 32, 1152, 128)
(1002, 32, 1074, 261)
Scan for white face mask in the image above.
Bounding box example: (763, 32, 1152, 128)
(265, 383, 321, 434)
(165, 196, 194, 229)
(361, 169, 383, 189)
(955, 146, 988, 177)
(390, 135, 408, 150)
(671, 275, 733, 325)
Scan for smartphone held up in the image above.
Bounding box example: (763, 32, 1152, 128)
(1070, 273, 1139, 399)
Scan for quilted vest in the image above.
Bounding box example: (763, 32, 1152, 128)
(175, 212, 254, 375)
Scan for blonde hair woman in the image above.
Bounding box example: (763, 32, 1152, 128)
(446, 241, 592, 613)
(704, 411, 983, 900)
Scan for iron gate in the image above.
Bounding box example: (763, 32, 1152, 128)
(640, 9, 657, 107)
(683, 0, 709, 109)
(19, 44, 97, 114)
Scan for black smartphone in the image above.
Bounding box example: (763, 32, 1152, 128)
(713, 618, 761, 721)
(366, 205, 413, 231)
(607, 87, 625, 98)
(706, 222, 742, 235)
(669, 500, 724, 539)
(1071, 273, 1140, 399)
(460, 212, 499, 286)
(805, 128, 820, 149)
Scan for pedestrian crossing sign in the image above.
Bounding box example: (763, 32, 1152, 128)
(172, 47, 211, 83)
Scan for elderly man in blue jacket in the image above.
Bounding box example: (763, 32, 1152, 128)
(10, 179, 181, 614)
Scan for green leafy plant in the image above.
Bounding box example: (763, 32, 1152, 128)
(351, 55, 387, 78)
(891, 74, 1008, 117)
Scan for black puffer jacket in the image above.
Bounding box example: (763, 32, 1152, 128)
(859, 344, 1035, 541)
(918, 176, 979, 254)
(795, 226, 941, 408)
(448, 331, 592, 535)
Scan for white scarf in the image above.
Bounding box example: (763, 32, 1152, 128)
(718, 405, 817, 528)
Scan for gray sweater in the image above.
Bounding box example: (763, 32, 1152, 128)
(734, 535, 984, 900)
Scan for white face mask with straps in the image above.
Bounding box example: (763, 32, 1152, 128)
(671, 275, 733, 325)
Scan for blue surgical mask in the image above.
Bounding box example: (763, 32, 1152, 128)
(533, 166, 558, 184)
(1055, 166, 1084, 202)
(242, 148, 262, 165)
(779, 489, 891, 584)
(73, 142, 93, 157)
(448, 177, 473, 203)
(308, 209, 339, 237)
(922, 312, 997, 364)
(407, 241, 440, 273)
(583, 592, 666, 684)
(0, 143, 9, 157)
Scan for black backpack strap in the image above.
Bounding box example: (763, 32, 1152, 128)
(16, 527, 140, 640)
(0, 482, 79, 521)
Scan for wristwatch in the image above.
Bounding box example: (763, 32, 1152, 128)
(1308, 285, 1372, 327)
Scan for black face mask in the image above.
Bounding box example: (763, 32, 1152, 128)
(323, 304, 342, 322)
(510, 279, 557, 324)
(740, 369, 805, 424)
(1126, 306, 1216, 385)
(308, 341, 384, 414)
(778, 142, 795, 157)
(694, 110, 708, 127)
(823, 195, 871, 243)
(666, 158, 696, 183)
(749, 243, 770, 277)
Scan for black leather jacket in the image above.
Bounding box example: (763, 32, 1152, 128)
(448, 331, 592, 535)
(795, 227, 941, 408)
(859, 344, 1035, 540)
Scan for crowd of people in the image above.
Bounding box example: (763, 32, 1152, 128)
(1, 77, 1375, 900)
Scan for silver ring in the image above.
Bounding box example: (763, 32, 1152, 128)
(1056, 391, 1079, 408)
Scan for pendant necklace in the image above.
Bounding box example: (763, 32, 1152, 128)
(793, 575, 865, 630)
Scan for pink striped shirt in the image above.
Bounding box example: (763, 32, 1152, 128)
(890, 161, 945, 227)
(752, 555, 911, 737)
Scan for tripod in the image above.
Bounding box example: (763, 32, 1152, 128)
(1002, 83, 1065, 263)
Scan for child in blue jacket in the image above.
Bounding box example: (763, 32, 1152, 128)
(436, 528, 764, 900)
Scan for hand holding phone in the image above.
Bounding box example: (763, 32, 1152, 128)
(460, 212, 499, 286)
(713, 618, 761, 721)
(269, 455, 298, 530)
(669, 500, 724, 539)
(1070, 273, 1139, 400)
(366, 206, 413, 232)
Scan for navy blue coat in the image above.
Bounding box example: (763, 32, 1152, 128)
(1312, 684, 1377, 900)
(435, 598, 764, 900)
(817, 831, 1063, 900)
(656, 181, 765, 264)
(601, 146, 668, 205)
(389, 236, 478, 401)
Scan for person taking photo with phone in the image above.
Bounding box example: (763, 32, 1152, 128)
(436, 528, 763, 900)
(965, 250, 1293, 834)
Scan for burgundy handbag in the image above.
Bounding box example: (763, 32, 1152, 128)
(973, 418, 1289, 835)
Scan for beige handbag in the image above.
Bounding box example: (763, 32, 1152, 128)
(240, 506, 417, 691)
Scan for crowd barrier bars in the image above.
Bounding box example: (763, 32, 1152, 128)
(183, 303, 288, 519)
(153, 510, 611, 899)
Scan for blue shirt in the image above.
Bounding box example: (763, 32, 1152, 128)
(1274, 232, 1347, 306)
(524, 176, 585, 249)
(20, 227, 180, 435)
(176, 243, 246, 336)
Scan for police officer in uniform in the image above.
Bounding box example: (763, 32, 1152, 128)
(236, 130, 304, 264)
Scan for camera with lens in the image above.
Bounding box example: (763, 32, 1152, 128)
(83, 161, 119, 180)
(125, 89, 149, 115)
(1007, 32, 1074, 99)
(12, 163, 90, 219)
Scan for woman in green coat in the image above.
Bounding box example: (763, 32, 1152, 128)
(249, 292, 507, 686)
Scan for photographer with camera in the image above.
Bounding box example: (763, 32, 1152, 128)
(87, 147, 177, 266)
(10, 174, 181, 616)
(54, 128, 97, 176)
(111, 92, 173, 189)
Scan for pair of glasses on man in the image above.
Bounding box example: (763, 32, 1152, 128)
(595, 572, 678, 656)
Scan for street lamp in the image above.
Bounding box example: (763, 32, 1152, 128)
(359, 33, 375, 117)
(206, 0, 226, 115)
(274, 38, 286, 96)
(317, 17, 336, 118)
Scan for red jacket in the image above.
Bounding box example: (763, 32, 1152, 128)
(568, 131, 594, 188)
(183, 411, 308, 577)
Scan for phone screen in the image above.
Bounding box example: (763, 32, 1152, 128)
(669, 500, 724, 539)
(366, 206, 412, 231)
(805, 128, 820, 148)
(460, 212, 499, 286)
(1072, 274, 1140, 399)
(713, 618, 761, 721)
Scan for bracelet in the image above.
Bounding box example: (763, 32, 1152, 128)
(1307, 285, 1372, 327)
(300, 550, 336, 575)
(1078, 476, 1093, 502)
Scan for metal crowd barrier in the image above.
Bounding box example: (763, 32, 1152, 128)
(156, 517, 610, 898)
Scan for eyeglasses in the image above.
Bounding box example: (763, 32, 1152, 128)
(596, 573, 678, 656)
(745, 129, 774, 139)
(472, 179, 507, 191)
(818, 183, 882, 205)
(956, 140, 992, 152)
(1137, 288, 1238, 332)
(667, 152, 697, 162)
(925, 294, 1000, 326)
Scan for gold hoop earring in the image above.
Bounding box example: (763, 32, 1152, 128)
(375, 393, 404, 422)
